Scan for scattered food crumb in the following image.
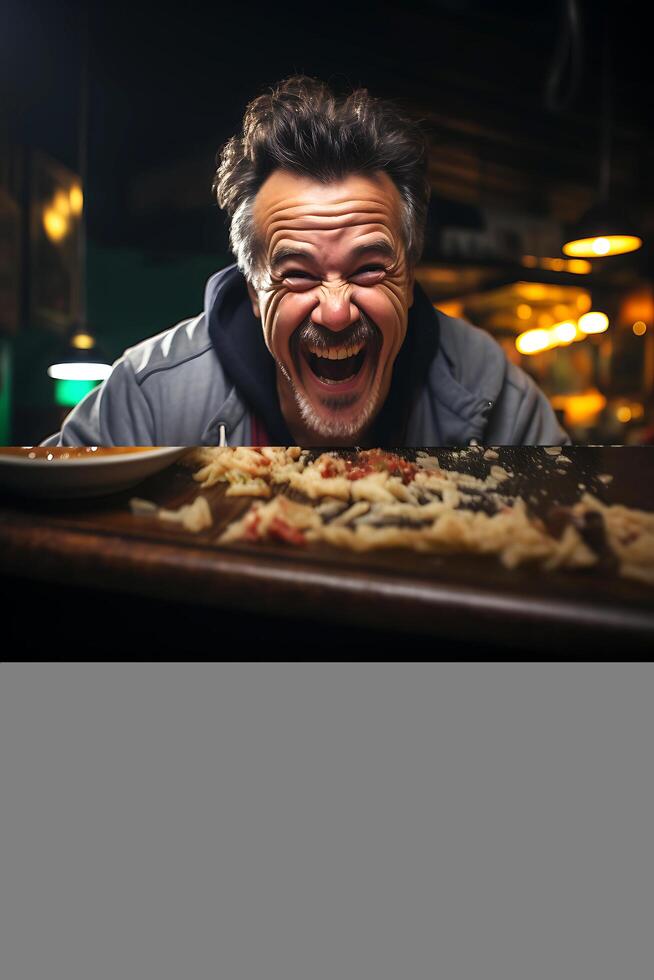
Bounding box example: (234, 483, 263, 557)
(545, 447, 562, 456)
(129, 494, 213, 532)
(129, 497, 159, 514)
(177, 448, 654, 587)
(483, 449, 499, 460)
(598, 474, 613, 485)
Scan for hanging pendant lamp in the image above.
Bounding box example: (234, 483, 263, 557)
(562, 201, 641, 258)
(562, 4, 643, 258)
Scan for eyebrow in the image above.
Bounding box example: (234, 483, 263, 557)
(270, 240, 396, 272)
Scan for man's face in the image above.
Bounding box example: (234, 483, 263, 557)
(246, 169, 415, 445)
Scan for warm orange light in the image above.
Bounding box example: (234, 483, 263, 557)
(436, 300, 463, 318)
(516, 328, 556, 355)
(616, 405, 632, 423)
(631, 403, 644, 419)
(633, 321, 647, 336)
(578, 311, 609, 335)
(43, 207, 68, 242)
(538, 312, 554, 328)
(576, 293, 593, 313)
(522, 256, 591, 274)
(563, 235, 642, 258)
(551, 388, 607, 426)
(518, 283, 548, 302)
(552, 321, 577, 345)
(620, 289, 654, 326)
(71, 332, 95, 350)
(69, 184, 84, 216)
(566, 259, 592, 274)
(517, 304, 532, 320)
(53, 190, 70, 217)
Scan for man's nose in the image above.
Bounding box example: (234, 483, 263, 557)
(310, 284, 360, 333)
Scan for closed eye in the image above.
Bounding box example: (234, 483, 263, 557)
(354, 265, 386, 275)
(282, 265, 386, 280)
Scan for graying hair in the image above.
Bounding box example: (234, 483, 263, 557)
(213, 75, 431, 289)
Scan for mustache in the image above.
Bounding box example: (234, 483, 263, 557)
(292, 311, 380, 353)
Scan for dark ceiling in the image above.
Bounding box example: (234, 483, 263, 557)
(2, 0, 652, 254)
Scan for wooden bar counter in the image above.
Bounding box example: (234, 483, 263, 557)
(1, 447, 653, 656)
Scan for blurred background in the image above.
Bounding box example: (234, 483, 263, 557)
(1, 0, 652, 445)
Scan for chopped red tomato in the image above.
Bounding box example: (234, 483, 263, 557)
(269, 516, 306, 545)
(243, 511, 262, 541)
(320, 459, 341, 478)
(317, 450, 417, 484)
(346, 466, 372, 481)
(344, 450, 417, 484)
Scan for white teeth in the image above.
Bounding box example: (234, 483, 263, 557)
(306, 341, 365, 359)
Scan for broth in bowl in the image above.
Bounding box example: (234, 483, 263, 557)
(0, 447, 160, 459)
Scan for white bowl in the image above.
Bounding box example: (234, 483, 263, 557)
(0, 447, 189, 499)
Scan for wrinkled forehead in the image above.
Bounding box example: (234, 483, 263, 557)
(252, 169, 405, 260)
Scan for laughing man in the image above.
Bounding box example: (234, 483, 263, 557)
(42, 75, 569, 448)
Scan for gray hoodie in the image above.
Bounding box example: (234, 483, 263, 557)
(41, 263, 570, 447)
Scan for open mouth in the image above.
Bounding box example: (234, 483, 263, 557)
(304, 341, 368, 385)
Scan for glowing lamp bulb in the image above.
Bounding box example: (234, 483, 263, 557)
(516, 329, 555, 355)
(592, 237, 611, 255)
(578, 312, 609, 335)
(69, 184, 84, 216)
(47, 363, 113, 382)
(563, 235, 642, 258)
(71, 332, 95, 350)
(43, 207, 68, 242)
(53, 190, 71, 217)
(552, 321, 577, 345)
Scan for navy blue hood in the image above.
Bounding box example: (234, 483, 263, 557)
(205, 263, 439, 445)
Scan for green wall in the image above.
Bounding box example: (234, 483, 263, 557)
(86, 243, 231, 361)
(8, 244, 232, 442)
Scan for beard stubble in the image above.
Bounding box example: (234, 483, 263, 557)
(279, 310, 385, 441)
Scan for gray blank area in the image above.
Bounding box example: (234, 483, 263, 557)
(1, 663, 652, 980)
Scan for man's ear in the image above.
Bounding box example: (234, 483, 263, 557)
(246, 281, 261, 319)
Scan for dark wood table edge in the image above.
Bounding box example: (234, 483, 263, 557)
(1, 520, 653, 653)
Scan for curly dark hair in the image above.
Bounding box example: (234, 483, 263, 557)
(213, 75, 431, 287)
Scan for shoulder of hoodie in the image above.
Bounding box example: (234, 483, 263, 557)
(116, 312, 216, 384)
(433, 308, 543, 404)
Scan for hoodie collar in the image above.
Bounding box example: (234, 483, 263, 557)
(205, 264, 293, 444)
(205, 263, 440, 446)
